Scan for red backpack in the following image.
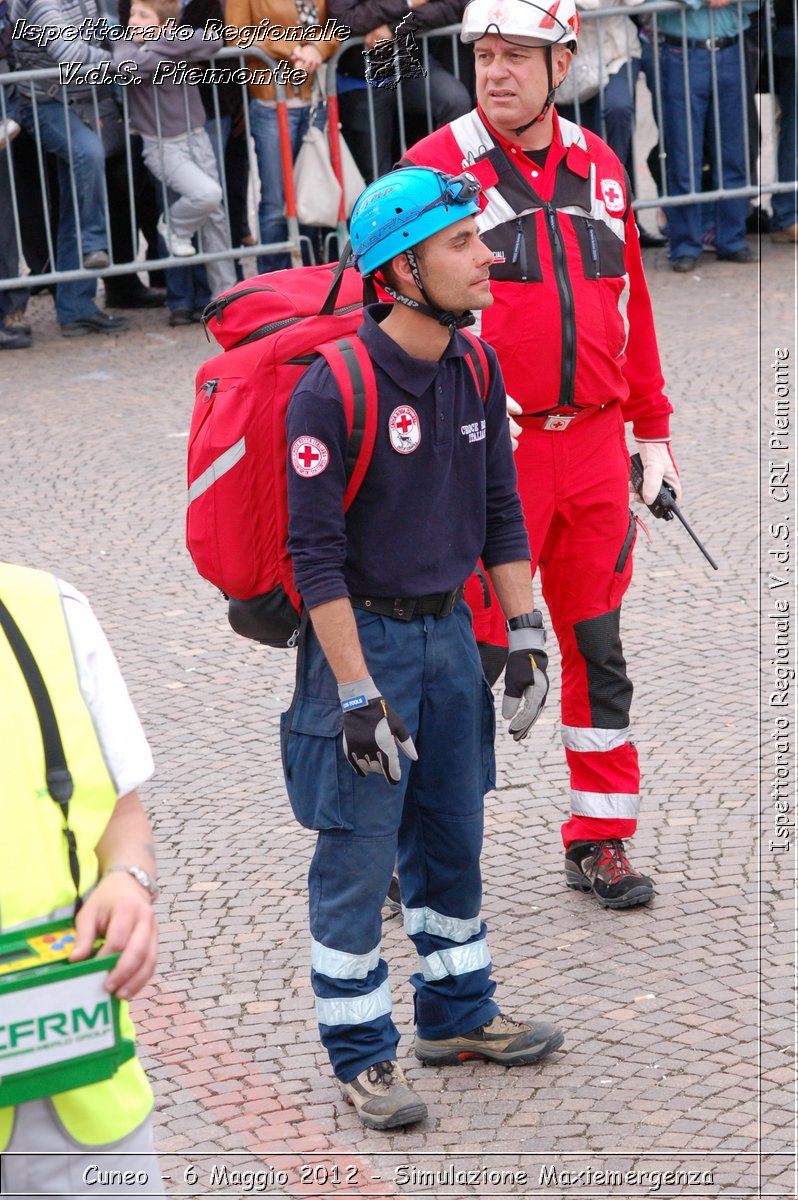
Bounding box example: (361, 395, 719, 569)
(186, 262, 493, 649)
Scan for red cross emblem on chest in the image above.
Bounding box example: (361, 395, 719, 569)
(388, 405, 421, 454)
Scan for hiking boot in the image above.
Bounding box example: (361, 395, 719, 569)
(415, 1014, 564, 1067)
(338, 1061, 427, 1131)
(565, 839, 654, 909)
(383, 873, 401, 916)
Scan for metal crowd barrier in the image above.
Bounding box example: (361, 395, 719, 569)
(0, 5, 795, 295)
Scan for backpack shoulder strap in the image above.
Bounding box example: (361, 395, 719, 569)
(459, 329, 490, 404)
(318, 336, 379, 512)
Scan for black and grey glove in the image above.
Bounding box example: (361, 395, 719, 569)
(338, 676, 418, 785)
(502, 616, 549, 741)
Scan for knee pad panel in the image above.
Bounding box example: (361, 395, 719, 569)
(573, 606, 633, 729)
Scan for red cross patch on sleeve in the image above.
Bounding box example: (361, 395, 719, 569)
(291, 436, 330, 477)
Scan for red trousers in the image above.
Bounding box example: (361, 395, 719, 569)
(514, 404, 640, 847)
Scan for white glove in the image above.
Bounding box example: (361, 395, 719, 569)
(507, 395, 523, 452)
(634, 440, 682, 506)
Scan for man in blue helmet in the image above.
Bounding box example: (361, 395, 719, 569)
(282, 165, 564, 1130)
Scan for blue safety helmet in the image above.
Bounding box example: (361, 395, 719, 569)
(350, 167, 482, 278)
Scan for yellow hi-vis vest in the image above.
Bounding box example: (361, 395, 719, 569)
(0, 562, 153, 1150)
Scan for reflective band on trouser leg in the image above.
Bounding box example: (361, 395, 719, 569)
(403, 906, 482, 943)
(315, 979, 393, 1027)
(314, 959, 399, 1085)
(417, 936, 492, 982)
(570, 790, 640, 819)
(563, 742, 640, 844)
(312, 938, 381, 980)
(561, 725, 632, 753)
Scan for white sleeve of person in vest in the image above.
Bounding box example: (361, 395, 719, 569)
(0, 565, 164, 1197)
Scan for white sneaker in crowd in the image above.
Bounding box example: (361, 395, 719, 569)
(157, 216, 196, 258)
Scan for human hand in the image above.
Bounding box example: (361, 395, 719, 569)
(633, 439, 681, 505)
(70, 872, 158, 1000)
(502, 624, 549, 740)
(506, 394, 522, 451)
(292, 44, 323, 74)
(339, 676, 418, 784)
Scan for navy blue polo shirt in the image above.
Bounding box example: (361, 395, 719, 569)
(286, 304, 530, 610)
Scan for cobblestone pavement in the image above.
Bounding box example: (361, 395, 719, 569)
(1, 239, 794, 1200)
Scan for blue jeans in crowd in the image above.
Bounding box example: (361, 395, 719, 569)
(16, 99, 108, 324)
(772, 40, 797, 232)
(0, 149, 29, 320)
(659, 42, 749, 259)
(249, 100, 325, 273)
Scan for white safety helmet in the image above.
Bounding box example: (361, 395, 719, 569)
(461, 0, 580, 52)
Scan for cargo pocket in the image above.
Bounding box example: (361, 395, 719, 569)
(481, 677, 497, 794)
(280, 698, 354, 831)
(610, 508, 637, 608)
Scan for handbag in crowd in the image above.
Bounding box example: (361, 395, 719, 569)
(292, 72, 366, 228)
(555, 44, 609, 105)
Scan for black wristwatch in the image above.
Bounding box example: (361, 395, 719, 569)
(506, 610, 544, 633)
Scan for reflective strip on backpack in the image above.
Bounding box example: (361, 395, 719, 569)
(187, 437, 246, 505)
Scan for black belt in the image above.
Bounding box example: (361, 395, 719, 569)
(350, 586, 464, 622)
(662, 34, 738, 50)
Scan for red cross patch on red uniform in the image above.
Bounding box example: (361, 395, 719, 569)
(290, 436, 330, 477)
(388, 406, 421, 454)
(600, 178, 625, 215)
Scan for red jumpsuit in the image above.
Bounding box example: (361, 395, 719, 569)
(406, 109, 673, 846)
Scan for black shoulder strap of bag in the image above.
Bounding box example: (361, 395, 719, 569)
(0, 595, 83, 916)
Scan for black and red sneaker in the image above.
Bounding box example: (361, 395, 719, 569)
(564, 839, 654, 909)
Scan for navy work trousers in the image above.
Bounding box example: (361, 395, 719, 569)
(281, 602, 499, 1083)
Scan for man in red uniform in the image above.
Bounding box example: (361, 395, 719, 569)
(403, 0, 681, 910)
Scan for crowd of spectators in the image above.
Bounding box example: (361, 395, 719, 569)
(0, 0, 795, 348)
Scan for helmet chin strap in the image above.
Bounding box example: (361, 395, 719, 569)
(378, 248, 475, 335)
(513, 45, 556, 136)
